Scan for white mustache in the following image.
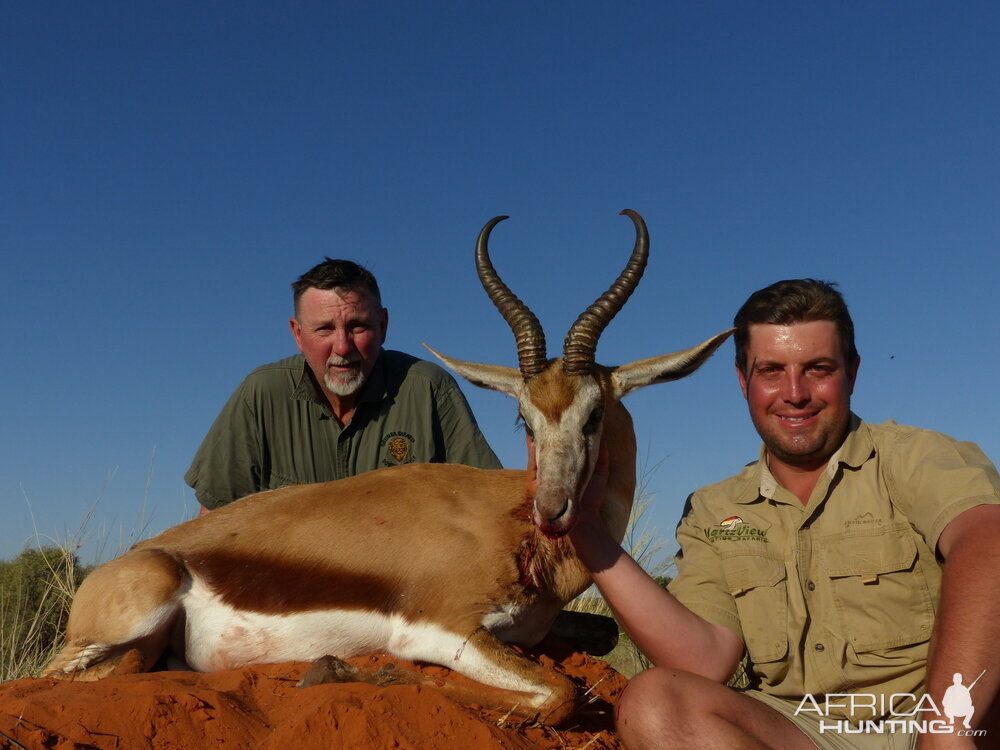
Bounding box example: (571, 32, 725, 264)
(326, 355, 361, 368)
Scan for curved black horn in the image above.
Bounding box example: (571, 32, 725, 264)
(562, 209, 649, 375)
(475, 216, 548, 378)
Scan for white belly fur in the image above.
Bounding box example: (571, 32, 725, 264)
(180, 575, 548, 696)
(181, 575, 394, 671)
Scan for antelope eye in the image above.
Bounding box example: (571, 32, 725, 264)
(517, 413, 535, 439)
(583, 406, 604, 435)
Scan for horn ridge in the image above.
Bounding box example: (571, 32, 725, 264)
(475, 216, 548, 378)
(563, 209, 649, 375)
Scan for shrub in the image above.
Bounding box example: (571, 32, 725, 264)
(0, 546, 90, 681)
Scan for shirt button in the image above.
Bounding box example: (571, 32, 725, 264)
(814, 643, 825, 652)
(807, 581, 816, 591)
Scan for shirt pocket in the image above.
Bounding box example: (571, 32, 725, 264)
(822, 523, 934, 653)
(720, 553, 788, 664)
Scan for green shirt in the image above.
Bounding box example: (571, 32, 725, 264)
(185, 350, 502, 509)
(668, 415, 1000, 721)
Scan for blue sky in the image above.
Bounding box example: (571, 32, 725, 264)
(2, 2, 998, 566)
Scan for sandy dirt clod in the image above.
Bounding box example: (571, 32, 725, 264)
(0, 639, 626, 749)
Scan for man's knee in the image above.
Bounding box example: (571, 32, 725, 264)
(616, 668, 666, 725)
(616, 668, 671, 741)
(616, 667, 726, 738)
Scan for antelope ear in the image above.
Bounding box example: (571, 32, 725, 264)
(609, 329, 734, 399)
(424, 344, 523, 398)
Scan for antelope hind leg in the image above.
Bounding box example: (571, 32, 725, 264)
(298, 632, 577, 725)
(43, 547, 185, 680)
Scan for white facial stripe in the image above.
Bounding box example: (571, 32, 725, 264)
(523, 378, 604, 493)
(522, 379, 602, 442)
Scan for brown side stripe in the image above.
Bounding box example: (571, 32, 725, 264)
(184, 550, 402, 616)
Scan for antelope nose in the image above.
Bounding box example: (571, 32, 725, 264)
(548, 498, 571, 523)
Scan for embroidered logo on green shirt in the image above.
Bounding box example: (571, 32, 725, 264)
(381, 431, 416, 466)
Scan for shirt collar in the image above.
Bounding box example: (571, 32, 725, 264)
(292, 356, 326, 407)
(836, 412, 874, 470)
(742, 412, 872, 504)
(291, 349, 389, 413)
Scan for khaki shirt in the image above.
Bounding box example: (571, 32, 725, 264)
(185, 350, 502, 509)
(669, 415, 1000, 720)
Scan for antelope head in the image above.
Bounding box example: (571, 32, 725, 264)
(428, 209, 732, 538)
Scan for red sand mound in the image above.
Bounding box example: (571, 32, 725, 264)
(0, 640, 626, 749)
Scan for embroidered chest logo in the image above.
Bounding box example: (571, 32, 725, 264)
(845, 511, 882, 527)
(381, 431, 416, 466)
(704, 515, 770, 543)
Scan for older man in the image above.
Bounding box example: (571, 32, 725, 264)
(186, 258, 501, 511)
(571, 279, 1000, 749)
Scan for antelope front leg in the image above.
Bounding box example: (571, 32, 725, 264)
(300, 625, 577, 724)
(439, 625, 578, 723)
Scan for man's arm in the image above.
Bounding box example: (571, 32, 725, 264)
(185, 381, 263, 511)
(560, 446, 744, 683)
(571, 516, 744, 682)
(920, 503, 1000, 747)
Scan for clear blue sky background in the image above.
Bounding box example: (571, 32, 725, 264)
(3, 2, 997, 566)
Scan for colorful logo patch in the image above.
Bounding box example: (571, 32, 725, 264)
(704, 515, 769, 543)
(380, 431, 416, 466)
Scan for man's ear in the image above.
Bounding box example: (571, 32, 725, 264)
(847, 355, 860, 394)
(379, 307, 389, 345)
(736, 362, 750, 400)
(289, 317, 304, 353)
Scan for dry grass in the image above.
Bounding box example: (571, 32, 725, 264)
(0, 543, 81, 681)
(1, 461, 165, 683)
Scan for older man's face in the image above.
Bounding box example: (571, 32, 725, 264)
(290, 286, 388, 409)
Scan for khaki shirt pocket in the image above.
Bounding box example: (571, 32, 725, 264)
(823, 523, 934, 653)
(721, 553, 788, 664)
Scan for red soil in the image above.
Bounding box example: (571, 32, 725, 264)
(0, 639, 626, 749)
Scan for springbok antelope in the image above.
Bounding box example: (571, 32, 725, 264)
(43, 209, 731, 724)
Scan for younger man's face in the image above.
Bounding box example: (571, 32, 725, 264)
(738, 320, 859, 472)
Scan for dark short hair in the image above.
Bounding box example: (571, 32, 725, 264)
(733, 279, 858, 373)
(291, 259, 382, 314)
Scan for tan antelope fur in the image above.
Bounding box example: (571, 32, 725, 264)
(43, 209, 732, 724)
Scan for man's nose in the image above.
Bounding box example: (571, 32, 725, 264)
(783, 370, 810, 405)
(330, 330, 354, 357)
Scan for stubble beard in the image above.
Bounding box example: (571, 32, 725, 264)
(758, 413, 849, 470)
